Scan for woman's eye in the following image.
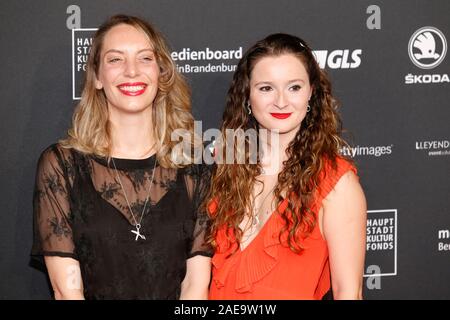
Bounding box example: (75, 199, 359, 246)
(259, 86, 272, 92)
(290, 84, 301, 91)
(108, 57, 122, 63)
(141, 56, 154, 62)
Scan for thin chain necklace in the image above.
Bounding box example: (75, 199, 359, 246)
(111, 155, 157, 241)
(242, 184, 277, 243)
(252, 184, 277, 226)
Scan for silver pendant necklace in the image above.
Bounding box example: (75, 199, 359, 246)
(241, 185, 276, 245)
(244, 184, 277, 236)
(253, 185, 276, 224)
(111, 156, 157, 241)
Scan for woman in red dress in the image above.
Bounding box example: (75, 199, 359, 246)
(206, 33, 367, 300)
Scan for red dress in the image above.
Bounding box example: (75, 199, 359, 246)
(208, 157, 357, 300)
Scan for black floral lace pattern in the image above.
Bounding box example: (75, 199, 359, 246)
(31, 143, 213, 299)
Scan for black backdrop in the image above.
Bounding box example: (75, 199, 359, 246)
(1, 0, 449, 299)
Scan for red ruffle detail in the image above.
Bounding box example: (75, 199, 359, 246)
(211, 226, 239, 289)
(313, 157, 358, 210)
(212, 199, 289, 293)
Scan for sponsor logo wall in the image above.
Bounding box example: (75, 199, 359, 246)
(71, 32, 364, 98)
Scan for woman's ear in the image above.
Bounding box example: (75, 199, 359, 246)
(95, 78, 103, 90)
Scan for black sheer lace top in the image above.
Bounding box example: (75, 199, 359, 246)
(31, 143, 212, 299)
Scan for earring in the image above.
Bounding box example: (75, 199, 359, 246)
(245, 101, 252, 115)
(95, 80, 103, 90)
(306, 104, 311, 112)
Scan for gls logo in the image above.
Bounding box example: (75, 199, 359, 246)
(313, 49, 362, 69)
(408, 26, 447, 69)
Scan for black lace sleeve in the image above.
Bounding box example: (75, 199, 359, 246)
(31, 144, 77, 263)
(184, 163, 214, 259)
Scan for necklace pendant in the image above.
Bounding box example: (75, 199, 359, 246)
(131, 224, 146, 241)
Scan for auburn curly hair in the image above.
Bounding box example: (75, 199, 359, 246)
(206, 33, 353, 253)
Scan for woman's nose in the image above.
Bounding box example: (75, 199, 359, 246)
(124, 59, 139, 77)
(274, 92, 288, 109)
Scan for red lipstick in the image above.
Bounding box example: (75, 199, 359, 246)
(270, 113, 292, 119)
(117, 82, 147, 96)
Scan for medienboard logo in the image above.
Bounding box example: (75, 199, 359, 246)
(405, 26, 449, 85)
(364, 209, 397, 277)
(72, 28, 97, 100)
(172, 47, 242, 74)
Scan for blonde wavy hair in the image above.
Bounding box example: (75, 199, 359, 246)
(206, 33, 353, 253)
(60, 14, 197, 168)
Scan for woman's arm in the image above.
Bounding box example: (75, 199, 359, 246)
(179, 255, 211, 300)
(44, 256, 85, 300)
(322, 170, 367, 300)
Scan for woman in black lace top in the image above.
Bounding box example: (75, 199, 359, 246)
(31, 15, 212, 299)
